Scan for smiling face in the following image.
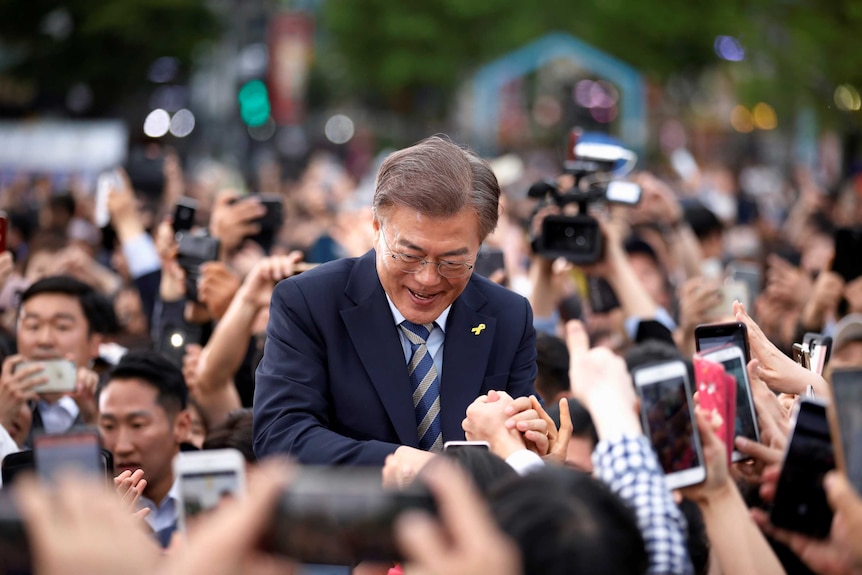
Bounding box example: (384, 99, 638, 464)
(374, 205, 481, 325)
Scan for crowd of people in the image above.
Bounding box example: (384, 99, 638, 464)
(0, 131, 862, 575)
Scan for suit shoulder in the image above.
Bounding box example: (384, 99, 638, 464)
(275, 256, 356, 295)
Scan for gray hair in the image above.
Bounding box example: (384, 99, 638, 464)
(372, 135, 500, 240)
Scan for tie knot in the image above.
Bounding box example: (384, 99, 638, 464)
(400, 320, 434, 343)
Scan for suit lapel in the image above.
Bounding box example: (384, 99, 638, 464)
(341, 251, 419, 447)
(440, 281, 494, 441)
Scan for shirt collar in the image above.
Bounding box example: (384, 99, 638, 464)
(385, 294, 449, 333)
(37, 395, 80, 418)
(140, 475, 180, 510)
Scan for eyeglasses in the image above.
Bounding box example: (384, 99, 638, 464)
(379, 227, 474, 279)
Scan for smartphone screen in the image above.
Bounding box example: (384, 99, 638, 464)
(473, 249, 505, 279)
(34, 430, 103, 485)
(702, 347, 759, 462)
(180, 470, 242, 519)
(830, 369, 862, 492)
(634, 361, 704, 489)
(443, 441, 490, 452)
(265, 467, 436, 564)
(771, 400, 835, 538)
(173, 198, 198, 234)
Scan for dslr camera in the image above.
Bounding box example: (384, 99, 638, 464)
(176, 231, 220, 302)
(529, 131, 641, 265)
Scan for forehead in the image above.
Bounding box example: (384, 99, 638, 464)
(382, 205, 482, 249)
(99, 378, 163, 413)
(20, 293, 87, 321)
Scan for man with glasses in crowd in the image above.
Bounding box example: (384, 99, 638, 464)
(253, 136, 538, 469)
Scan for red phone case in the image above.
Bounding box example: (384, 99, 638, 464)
(723, 372, 737, 460)
(694, 356, 733, 464)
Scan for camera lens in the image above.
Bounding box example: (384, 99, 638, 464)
(575, 236, 587, 247)
(564, 227, 576, 238)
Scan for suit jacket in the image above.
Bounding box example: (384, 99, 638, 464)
(253, 249, 538, 465)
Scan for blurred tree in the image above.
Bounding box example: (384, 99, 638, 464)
(321, 0, 862, 124)
(0, 0, 218, 116)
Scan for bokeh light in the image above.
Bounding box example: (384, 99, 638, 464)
(248, 116, 277, 141)
(143, 108, 171, 137)
(169, 109, 196, 137)
(752, 103, 777, 130)
(834, 84, 862, 111)
(730, 105, 754, 133)
(324, 114, 355, 144)
(714, 36, 745, 61)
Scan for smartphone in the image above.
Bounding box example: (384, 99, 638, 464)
(633, 360, 706, 490)
(0, 211, 7, 253)
(95, 170, 120, 228)
(770, 398, 835, 538)
(727, 261, 762, 304)
(264, 466, 437, 564)
(247, 195, 284, 253)
(701, 345, 761, 463)
(694, 322, 751, 363)
(792, 342, 811, 370)
(175, 448, 246, 531)
(588, 275, 620, 314)
(173, 197, 198, 234)
(693, 355, 736, 464)
(33, 428, 104, 486)
(833, 227, 862, 283)
(13, 358, 77, 394)
(827, 368, 862, 493)
(443, 440, 490, 452)
(473, 248, 505, 279)
(176, 233, 220, 302)
(1, 446, 114, 488)
(805, 334, 832, 376)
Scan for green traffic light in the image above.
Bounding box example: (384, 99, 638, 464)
(238, 79, 271, 127)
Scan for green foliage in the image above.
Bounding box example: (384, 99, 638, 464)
(0, 0, 219, 112)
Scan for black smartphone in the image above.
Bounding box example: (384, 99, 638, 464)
(473, 248, 505, 278)
(833, 227, 862, 283)
(770, 398, 835, 538)
(828, 368, 862, 493)
(247, 195, 284, 254)
(263, 467, 436, 564)
(177, 233, 220, 302)
(173, 197, 198, 234)
(588, 276, 620, 314)
(694, 322, 751, 363)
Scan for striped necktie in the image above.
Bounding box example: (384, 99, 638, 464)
(399, 320, 443, 452)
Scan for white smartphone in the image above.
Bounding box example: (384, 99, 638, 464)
(174, 448, 246, 530)
(443, 440, 490, 452)
(633, 359, 706, 490)
(13, 359, 77, 393)
(95, 170, 120, 228)
(702, 345, 761, 462)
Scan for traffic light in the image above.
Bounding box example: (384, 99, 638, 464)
(238, 79, 271, 127)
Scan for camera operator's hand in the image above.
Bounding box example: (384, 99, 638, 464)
(209, 192, 266, 254)
(197, 262, 241, 321)
(800, 270, 844, 331)
(106, 168, 146, 243)
(396, 458, 521, 575)
(629, 172, 683, 227)
(238, 252, 304, 311)
(0, 355, 45, 433)
(566, 320, 641, 441)
(15, 474, 161, 575)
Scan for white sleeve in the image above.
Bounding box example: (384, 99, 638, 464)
(0, 424, 21, 488)
(505, 449, 546, 476)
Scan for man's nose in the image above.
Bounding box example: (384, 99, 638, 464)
(113, 427, 135, 456)
(415, 261, 442, 284)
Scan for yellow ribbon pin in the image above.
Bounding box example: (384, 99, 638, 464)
(471, 323, 486, 335)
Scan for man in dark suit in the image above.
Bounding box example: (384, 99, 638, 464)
(254, 136, 538, 468)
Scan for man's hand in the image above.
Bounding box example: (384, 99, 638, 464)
(765, 255, 813, 310)
(209, 193, 266, 253)
(197, 262, 242, 321)
(678, 277, 724, 333)
(106, 168, 145, 242)
(69, 365, 100, 426)
(462, 390, 531, 459)
(238, 253, 305, 310)
(681, 408, 733, 503)
(0, 355, 45, 430)
(529, 395, 573, 465)
(801, 270, 844, 329)
(382, 446, 436, 489)
(114, 469, 150, 520)
(395, 458, 521, 575)
(566, 319, 641, 441)
(629, 172, 683, 227)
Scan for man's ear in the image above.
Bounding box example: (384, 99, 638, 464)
(173, 409, 192, 444)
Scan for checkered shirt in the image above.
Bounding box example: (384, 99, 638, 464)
(593, 434, 694, 575)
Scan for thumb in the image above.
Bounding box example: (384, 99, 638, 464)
(487, 390, 502, 403)
(825, 471, 861, 512)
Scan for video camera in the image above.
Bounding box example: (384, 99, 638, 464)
(529, 130, 641, 265)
